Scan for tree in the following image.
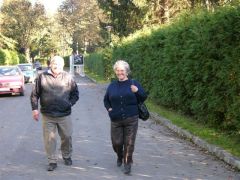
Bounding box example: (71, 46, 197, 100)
(97, 0, 146, 38)
(143, 0, 192, 25)
(0, 0, 47, 61)
(57, 0, 103, 53)
(0, 33, 16, 50)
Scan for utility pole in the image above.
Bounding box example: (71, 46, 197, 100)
(105, 25, 113, 46)
(76, 42, 79, 55)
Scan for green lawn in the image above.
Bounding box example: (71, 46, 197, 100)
(85, 69, 109, 84)
(87, 71, 240, 159)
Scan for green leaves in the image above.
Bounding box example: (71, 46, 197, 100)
(97, 0, 146, 38)
(0, 33, 16, 50)
(77, 4, 240, 132)
(85, 48, 114, 80)
(57, 0, 102, 53)
(110, 6, 240, 130)
(1, 0, 47, 59)
(0, 48, 23, 65)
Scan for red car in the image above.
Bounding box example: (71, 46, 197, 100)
(0, 66, 25, 96)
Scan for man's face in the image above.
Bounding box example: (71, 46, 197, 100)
(50, 60, 64, 75)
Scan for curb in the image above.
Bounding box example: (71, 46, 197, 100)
(150, 112, 240, 170)
(84, 74, 97, 83)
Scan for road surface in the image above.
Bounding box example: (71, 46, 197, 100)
(0, 75, 239, 180)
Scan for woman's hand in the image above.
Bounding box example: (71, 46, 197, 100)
(131, 85, 138, 93)
(108, 108, 113, 112)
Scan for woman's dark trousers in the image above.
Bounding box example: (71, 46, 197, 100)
(111, 116, 138, 164)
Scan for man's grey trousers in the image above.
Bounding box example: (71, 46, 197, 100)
(42, 114, 73, 164)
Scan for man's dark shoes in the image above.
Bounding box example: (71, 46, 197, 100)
(63, 157, 72, 166)
(124, 163, 131, 174)
(117, 158, 122, 167)
(47, 163, 57, 171)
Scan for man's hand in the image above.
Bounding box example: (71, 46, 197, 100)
(32, 110, 39, 121)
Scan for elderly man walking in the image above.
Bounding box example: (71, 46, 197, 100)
(30, 56, 79, 171)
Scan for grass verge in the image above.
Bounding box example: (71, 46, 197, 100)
(146, 100, 240, 158)
(85, 69, 109, 84)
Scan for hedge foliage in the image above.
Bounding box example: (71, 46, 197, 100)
(86, 6, 240, 131)
(63, 56, 70, 67)
(0, 48, 26, 65)
(18, 54, 27, 64)
(0, 49, 6, 65)
(85, 48, 114, 80)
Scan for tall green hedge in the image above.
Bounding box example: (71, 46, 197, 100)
(0, 48, 22, 65)
(63, 56, 70, 67)
(85, 48, 114, 80)
(0, 49, 6, 65)
(89, 6, 240, 131)
(18, 54, 27, 63)
(116, 6, 240, 130)
(9, 51, 19, 65)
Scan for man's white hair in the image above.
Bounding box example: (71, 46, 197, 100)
(51, 56, 64, 66)
(113, 60, 131, 74)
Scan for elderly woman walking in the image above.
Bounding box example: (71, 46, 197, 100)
(104, 60, 147, 174)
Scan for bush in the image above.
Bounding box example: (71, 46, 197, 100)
(0, 49, 6, 65)
(9, 50, 19, 65)
(18, 54, 27, 63)
(85, 48, 114, 80)
(2, 49, 11, 65)
(85, 52, 104, 78)
(0, 49, 23, 65)
(94, 6, 240, 131)
(102, 48, 114, 80)
(63, 56, 70, 67)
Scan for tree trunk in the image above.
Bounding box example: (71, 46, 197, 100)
(205, 0, 210, 11)
(165, 0, 170, 23)
(25, 47, 31, 63)
(190, 0, 195, 9)
(159, 0, 170, 24)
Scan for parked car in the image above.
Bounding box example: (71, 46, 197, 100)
(34, 61, 42, 70)
(0, 66, 25, 96)
(18, 63, 36, 83)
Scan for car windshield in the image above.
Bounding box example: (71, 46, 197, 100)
(0, 67, 20, 76)
(34, 62, 41, 67)
(18, 65, 32, 71)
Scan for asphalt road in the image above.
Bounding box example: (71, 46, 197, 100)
(0, 75, 239, 180)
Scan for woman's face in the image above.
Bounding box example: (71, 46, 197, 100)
(115, 66, 128, 81)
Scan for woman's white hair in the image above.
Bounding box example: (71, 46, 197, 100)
(113, 60, 131, 75)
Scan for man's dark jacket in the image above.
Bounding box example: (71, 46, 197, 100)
(30, 70, 79, 117)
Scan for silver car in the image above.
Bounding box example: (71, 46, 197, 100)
(18, 63, 36, 83)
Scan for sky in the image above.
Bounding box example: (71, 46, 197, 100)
(32, 0, 64, 14)
(0, 0, 64, 14)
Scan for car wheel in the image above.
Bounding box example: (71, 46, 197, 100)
(20, 91, 24, 96)
(20, 87, 24, 96)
